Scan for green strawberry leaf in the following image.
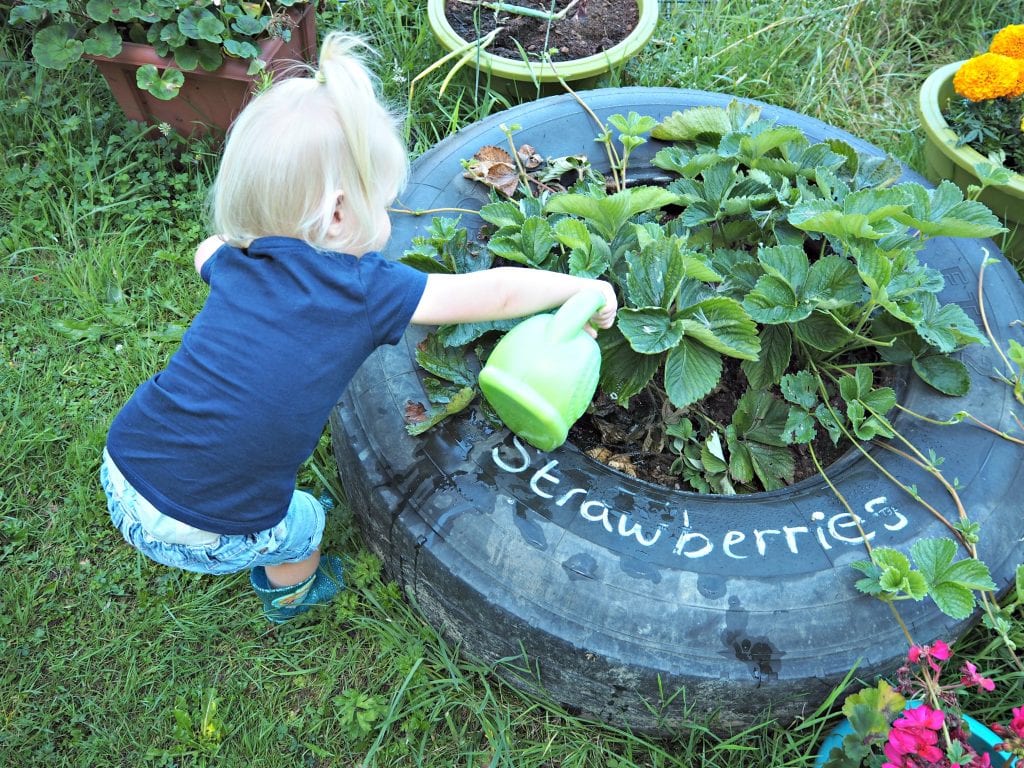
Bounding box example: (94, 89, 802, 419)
(912, 294, 986, 352)
(891, 181, 1006, 239)
(780, 371, 819, 409)
(664, 337, 722, 409)
(405, 386, 476, 435)
(676, 297, 760, 360)
(651, 105, 735, 141)
(741, 324, 791, 390)
(782, 408, 816, 444)
(911, 355, 970, 396)
(414, 333, 474, 387)
(597, 326, 660, 406)
(618, 307, 684, 355)
(544, 186, 677, 241)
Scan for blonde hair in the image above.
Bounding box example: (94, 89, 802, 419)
(210, 32, 408, 254)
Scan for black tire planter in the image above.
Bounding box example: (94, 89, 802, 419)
(330, 87, 1024, 732)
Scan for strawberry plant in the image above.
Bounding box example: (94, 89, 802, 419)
(402, 100, 1005, 494)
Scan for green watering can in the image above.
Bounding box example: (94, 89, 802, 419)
(478, 290, 606, 452)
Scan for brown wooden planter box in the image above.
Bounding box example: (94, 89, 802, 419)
(85, 5, 317, 138)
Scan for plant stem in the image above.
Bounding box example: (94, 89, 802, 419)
(885, 601, 915, 647)
(958, 412, 1024, 445)
(809, 442, 915, 645)
(809, 360, 962, 537)
(897, 402, 1024, 445)
(848, 298, 877, 342)
(501, 124, 530, 189)
(456, 0, 581, 22)
(871, 442, 970, 547)
(389, 205, 483, 216)
(548, 63, 625, 191)
(977, 247, 1024, 405)
(892, 403, 963, 427)
(807, 442, 862, 545)
(408, 27, 501, 104)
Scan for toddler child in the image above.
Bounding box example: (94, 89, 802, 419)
(101, 31, 617, 623)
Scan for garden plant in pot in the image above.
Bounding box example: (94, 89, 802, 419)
(331, 87, 1024, 731)
(422, 0, 659, 101)
(918, 23, 1024, 262)
(8, 0, 317, 136)
(815, 638, 1023, 767)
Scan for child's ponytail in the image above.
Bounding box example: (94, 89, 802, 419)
(210, 30, 408, 254)
(315, 32, 409, 246)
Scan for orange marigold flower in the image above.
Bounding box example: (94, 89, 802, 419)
(953, 52, 1022, 101)
(1009, 60, 1024, 98)
(990, 24, 1024, 60)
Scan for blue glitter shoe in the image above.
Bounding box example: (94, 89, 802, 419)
(297, 488, 336, 514)
(250, 554, 345, 623)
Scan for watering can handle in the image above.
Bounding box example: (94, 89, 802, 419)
(548, 290, 607, 343)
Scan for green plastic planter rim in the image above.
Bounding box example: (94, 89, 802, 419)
(918, 60, 1024, 196)
(427, 0, 659, 83)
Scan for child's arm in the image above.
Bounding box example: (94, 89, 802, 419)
(194, 235, 226, 275)
(410, 267, 617, 335)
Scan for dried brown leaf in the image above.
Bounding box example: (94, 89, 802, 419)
(404, 400, 429, 424)
(517, 144, 543, 169)
(607, 454, 638, 478)
(586, 447, 638, 477)
(462, 145, 520, 196)
(475, 145, 513, 164)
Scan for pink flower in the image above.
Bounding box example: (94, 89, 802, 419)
(1012, 706, 1024, 739)
(908, 640, 952, 672)
(960, 661, 996, 693)
(883, 705, 946, 765)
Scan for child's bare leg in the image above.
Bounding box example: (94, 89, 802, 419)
(265, 550, 320, 587)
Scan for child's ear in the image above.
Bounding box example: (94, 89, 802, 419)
(325, 191, 345, 239)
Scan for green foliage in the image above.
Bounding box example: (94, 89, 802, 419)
(946, 95, 1024, 175)
(8, 0, 310, 99)
(822, 680, 906, 768)
(333, 689, 388, 741)
(851, 537, 996, 620)
(164, 688, 224, 758)
(406, 104, 1003, 494)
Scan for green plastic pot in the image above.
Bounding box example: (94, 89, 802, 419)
(918, 60, 1024, 260)
(478, 290, 605, 452)
(427, 0, 659, 100)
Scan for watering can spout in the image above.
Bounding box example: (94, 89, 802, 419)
(478, 290, 606, 452)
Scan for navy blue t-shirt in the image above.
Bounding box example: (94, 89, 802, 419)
(107, 236, 428, 534)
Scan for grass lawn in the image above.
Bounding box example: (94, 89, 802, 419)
(2, 0, 1022, 765)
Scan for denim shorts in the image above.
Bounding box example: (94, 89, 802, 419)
(100, 449, 324, 575)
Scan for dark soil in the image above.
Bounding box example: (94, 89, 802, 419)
(568, 357, 885, 491)
(445, 0, 638, 62)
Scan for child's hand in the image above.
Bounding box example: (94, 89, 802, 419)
(584, 280, 618, 338)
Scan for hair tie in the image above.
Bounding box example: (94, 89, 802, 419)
(314, 70, 326, 84)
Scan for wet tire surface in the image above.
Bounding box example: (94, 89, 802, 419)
(330, 88, 1024, 732)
